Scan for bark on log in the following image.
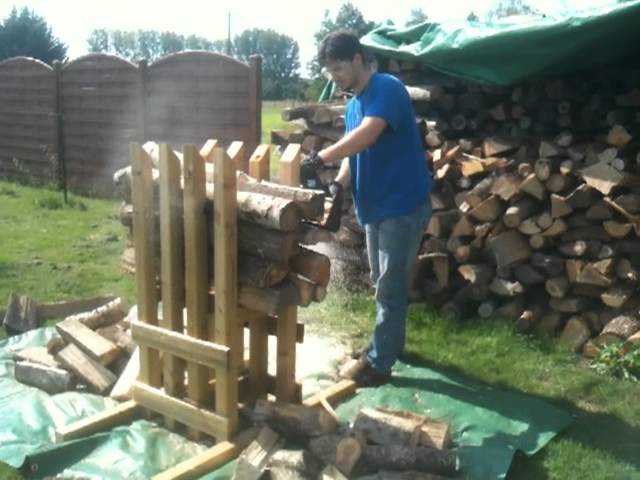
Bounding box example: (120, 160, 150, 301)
(253, 400, 338, 442)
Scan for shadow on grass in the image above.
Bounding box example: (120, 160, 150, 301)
(394, 353, 640, 479)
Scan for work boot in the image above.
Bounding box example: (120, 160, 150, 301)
(339, 353, 391, 387)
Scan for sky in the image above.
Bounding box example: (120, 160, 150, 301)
(0, 0, 617, 74)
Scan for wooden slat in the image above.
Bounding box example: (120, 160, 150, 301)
(275, 306, 298, 402)
(279, 144, 302, 187)
(248, 312, 269, 403)
(303, 379, 358, 408)
(227, 141, 245, 172)
(151, 427, 259, 480)
(130, 143, 161, 387)
(131, 321, 229, 369)
(56, 400, 142, 442)
(133, 382, 228, 440)
(249, 144, 270, 181)
(182, 144, 211, 439)
(213, 146, 240, 439)
(159, 143, 186, 430)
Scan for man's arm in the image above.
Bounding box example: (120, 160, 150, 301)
(318, 116, 386, 164)
(334, 157, 351, 189)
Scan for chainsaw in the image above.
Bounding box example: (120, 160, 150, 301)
(300, 154, 343, 233)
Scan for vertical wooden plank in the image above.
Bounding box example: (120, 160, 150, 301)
(248, 313, 269, 402)
(159, 143, 186, 430)
(249, 144, 270, 181)
(275, 306, 298, 402)
(182, 145, 211, 439)
(214, 147, 239, 439)
(249, 55, 262, 168)
(199, 139, 219, 162)
(130, 143, 161, 388)
(227, 141, 245, 172)
(137, 60, 148, 143)
(279, 144, 302, 187)
(53, 60, 68, 203)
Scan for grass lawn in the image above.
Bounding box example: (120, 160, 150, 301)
(1, 101, 639, 479)
(262, 100, 304, 180)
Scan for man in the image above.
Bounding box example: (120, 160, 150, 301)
(302, 30, 432, 387)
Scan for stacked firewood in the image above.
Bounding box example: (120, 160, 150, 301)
(115, 142, 332, 316)
(233, 400, 457, 479)
(279, 63, 640, 355)
(10, 297, 136, 396)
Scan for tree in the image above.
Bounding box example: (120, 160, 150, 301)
(467, 11, 480, 22)
(0, 7, 67, 63)
(308, 2, 376, 79)
(233, 28, 301, 100)
(86, 29, 226, 61)
(487, 0, 540, 20)
(406, 8, 428, 26)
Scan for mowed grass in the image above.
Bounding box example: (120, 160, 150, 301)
(1, 101, 639, 479)
(262, 100, 304, 180)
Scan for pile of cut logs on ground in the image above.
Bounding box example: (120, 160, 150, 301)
(6, 296, 137, 396)
(115, 141, 332, 315)
(233, 399, 456, 479)
(280, 61, 640, 356)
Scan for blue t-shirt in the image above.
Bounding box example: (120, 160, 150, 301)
(345, 72, 431, 225)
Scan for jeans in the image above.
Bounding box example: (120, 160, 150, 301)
(365, 198, 432, 375)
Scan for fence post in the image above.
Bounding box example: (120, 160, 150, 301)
(137, 60, 148, 143)
(53, 60, 67, 203)
(249, 55, 262, 170)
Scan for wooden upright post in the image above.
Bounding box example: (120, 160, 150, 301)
(214, 147, 240, 438)
(130, 144, 161, 388)
(182, 145, 211, 440)
(279, 144, 302, 187)
(158, 144, 186, 430)
(249, 144, 270, 181)
(227, 142, 246, 172)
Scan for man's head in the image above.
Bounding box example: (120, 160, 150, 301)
(319, 30, 369, 92)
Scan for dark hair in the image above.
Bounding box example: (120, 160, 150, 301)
(318, 30, 366, 66)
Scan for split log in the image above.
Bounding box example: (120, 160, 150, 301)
(253, 400, 338, 441)
(549, 296, 593, 313)
(55, 343, 117, 394)
(519, 173, 547, 201)
(233, 426, 283, 480)
(579, 161, 624, 195)
(603, 221, 632, 239)
(534, 158, 552, 181)
(531, 254, 564, 276)
(235, 222, 300, 263)
(558, 241, 588, 257)
(238, 256, 289, 289)
(96, 322, 136, 356)
(602, 315, 640, 339)
(14, 346, 60, 368)
(458, 264, 493, 285)
(601, 284, 635, 308)
(550, 194, 574, 218)
(451, 215, 475, 237)
(490, 278, 524, 297)
(63, 297, 127, 330)
(514, 264, 545, 285)
(56, 318, 121, 366)
(289, 247, 330, 288)
(3, 293, 38, 333)
(559, 316, 592, 352)
(615, 258, 639, 282)
(14, 361, 76, 394)
(518, 217, 542, 236)
(320, 465, 349, 480)
(486, 230, 532, 268)
(287, 273, 320, 307)
(533, 311, 563, 337)
(268, 449, 323, 479)
(546, 276, 570, 298)
(358, 445, 458, 477)
(110, 347, 139, 400)
(490, 174, 521, 201)
(504, 198, 538, 228)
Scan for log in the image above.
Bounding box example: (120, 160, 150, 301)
(549, 296, 593, 313)
(469, 195, 502, 222)
(546, 173, 574, 193)
(602, 315, 640, 339)
(494, 298, 526, 320)
(616, 258, 639, 282)
(14, 361, 76, 394)
(56, 318, 121, 366)
(559, 316, 592, 352)
(565, 260, 585, 284)
(483, 137, 519, 157)
(586, 201, 612, 221)
(515, 309, 539, 333)
(558, 241, 588, 257)
(603, 221, 632, 239)
(486, 230, 532, 268)
(335, 436, 364, 476)
(289, 247, 330, 288)
(268, 449, 323, 479)
(579, 161, 624, 195)
(14, 346, 60, 368)
(232, 426, 283, 480)
(534, 158, 552, 181)
(55, 343, 117, 394)
(514, 264, 545, 285)
(3, 293, 38, 334)
(531, 253, 564, 276)
(451, 215, 475, 237)
(490, 174, 521, 201)
(287, 273, 318, 307)
(601, 284, 635, 308)
(533, 311, 563, 337)
(518, 217, 542, 236)
(490, 278, 524, 297)
(504, 198, 538, 228)
(576, 259, 615, 287)
(63, 297, 127, 330)
(253, 400, 338, 442)
(550, 194, 574, 218)
(546, 276, 570, 298)
(464, 176, 495, 207)
(209, 192, 300, 232)
(458, 264, 493, 285)
(238, 256, 289, 289)
(519, 173, 547, 201)
(358, 445, 458, 477)
(320, 465, 349, 480)
(236, 222, 300, 263)
(110, 346, 139, 400)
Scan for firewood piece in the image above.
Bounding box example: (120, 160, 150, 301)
(483, 137, 519, 157)
(546, 275, 570, 298)
(236, 221, 299, 263)
(561, 227, 611, 243)
(504, 198, 538, 228)
(566, 184, 597, 209)
(559, 160, 575, 175)
(531, 253, 564, 276)
(576, 259, 615, 287)
(425, 210, 458, 237)
(464, 176, 495, 207)
(579, 162, 624, 195)
(335, 436, 363, 476)
(614, 239, 640, 254)
(602, 315, 640, 339)
(406, 84, 444, 102)
(63, 297, 127, 330)
(490, 278, 523, 297)
(565, 260, 585, 284)
(491, 174, 521, 201)
(320, 465, 349, 480)
(616, 258, 639, 282)
(469, 195, 502, 222)
(14, 361, 76, 394)
(607, 125, 632, 147)
(601, 284, 635, 308)
(550, 194, 574, 218)
(585, 201, 612, 221)
(519, 174, 547, 200)
(626, 331, 640, 347)
(358, 445, 458, 477)
(289, 247, 330, 288)
(549, 296, 593, 313)
(47, 336, 67, 355)
(541, 219, 568, 238)
(110, 346, 139, 400)
(233, 426, 283, 480)
(253, 400, 338, 441)
(236, 256, 289, 289)
(533, 311, 563, 337)
(514, 264, 545, 285)
(96, 322, 135, 356)
(559, 316, 592, 352)
(539, 141, 562, 158)
(546, 173, 574, 194)
(56, 343, 117, 394)
(474, 222, 492, 239)
(268, 449, 323, 479)
(536, 212, 553, 230)
(529, 234, 548, 250)
(613, 194, 640, 214)
(494, 298, 525, 320)
(558, 241, 587, 257)
(287, 273, 318, 307)
(3, 293, 38, 334)
(14, 346, 60, 368)
(56, 318, 121, 366)
(459, 155, 510, 177)
(603, 221, 632, 239)
(515, 309, 539, 332)
(458, 264, 493, 285)
(534, 158, 552, 181)
(451, 215, 475, 237)
(555, 131, 574, 148)
(517, 162, 533, 178)
(228, 192, 301, 232)
(487, 230, 532, 268)
(477, 301, 497, 318)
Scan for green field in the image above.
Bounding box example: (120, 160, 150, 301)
(1, 102, 639, 479)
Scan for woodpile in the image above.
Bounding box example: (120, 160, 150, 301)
(115, 141, 332, 316)
(11, 298, 136, 396)
(280, 62, 640, 356)
(232, 400, 457, 479)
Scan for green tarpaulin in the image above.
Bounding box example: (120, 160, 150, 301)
(0, 329, 573, 479)
(361, 0, 640, 86)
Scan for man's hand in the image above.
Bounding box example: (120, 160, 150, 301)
(328, 180, 343, 202)
(300, 151, 324, 170)
(300, 151, 324, 189)
(323, 180, 344, 232)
